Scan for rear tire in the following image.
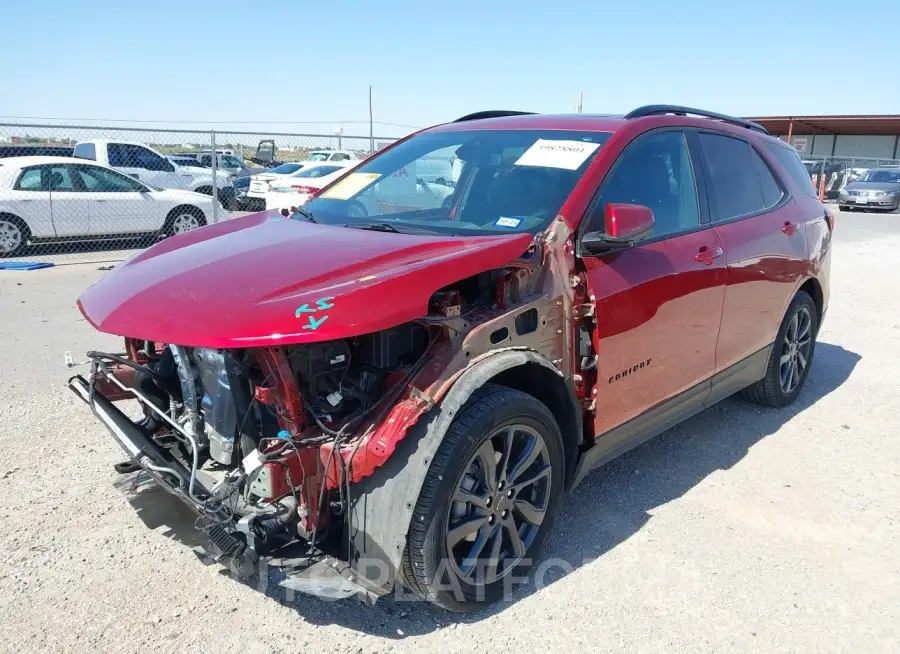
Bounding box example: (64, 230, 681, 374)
(740, 291, 818, 407)
(163, 206, 207, 237)
(400, 384, 565, 611)
(0, 214, 30, 258)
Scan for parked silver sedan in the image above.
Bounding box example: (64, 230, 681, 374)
(839, 168, 900, 212)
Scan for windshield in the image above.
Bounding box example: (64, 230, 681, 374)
(306, 152, 331, 162)
(268, 163, 303, 175)
(221, 156, 244, 168)
(855, 169, 900, 183)
(303, 129, 611, 236)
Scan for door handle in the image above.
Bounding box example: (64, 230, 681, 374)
(21, 199, 34, 202)
(782, 221, 800, 236)
(694, 246, 723, 265)
(95, 199, 107, 203)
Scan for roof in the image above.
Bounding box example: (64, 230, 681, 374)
(746, 115, 900, 136)
(0, 155, 79, 167)
(432, 113, 628, 133)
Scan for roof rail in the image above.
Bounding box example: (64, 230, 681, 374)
(453, 110, 535, 123)
(624, 105, 769, 135)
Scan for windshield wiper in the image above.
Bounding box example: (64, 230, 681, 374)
(346, 222, 446, 235)
(290, 206, 318, 223)
(346, 221, 399, 233)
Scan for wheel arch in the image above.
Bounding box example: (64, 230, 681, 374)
(345, 348, 581, 597)
(799, 277, 824, 324)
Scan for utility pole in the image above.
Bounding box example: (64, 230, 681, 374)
(368, 85, 374, 154)
(577, 91, 583, 114)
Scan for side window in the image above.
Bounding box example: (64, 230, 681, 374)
(74, 165, 145, 192)
(765, 142, 819, 198)
(73, 143, 97, 161)
(107, 143, 128, 167)
(112, 144, 170, 171)
(752, 149, 784, 208)
(46, 165, 76, 191)
(593, 130, 699, 239)
(698, 133, 766, 221)
(14, 167, 45, 190)
(199, 155, 212, 167)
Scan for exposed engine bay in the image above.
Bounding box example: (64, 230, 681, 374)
(68, 262, 553, 597)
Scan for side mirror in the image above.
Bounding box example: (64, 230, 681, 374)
(580, 203, 655, 255)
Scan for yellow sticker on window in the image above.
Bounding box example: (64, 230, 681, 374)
(319, 172, 382, 200)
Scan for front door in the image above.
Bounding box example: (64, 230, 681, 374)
(580, 129, 726, 436)
(44, 164, 90, 236)
(72, 164, 159, 235)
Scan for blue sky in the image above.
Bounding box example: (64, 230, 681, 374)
(2, 0, 897, 137)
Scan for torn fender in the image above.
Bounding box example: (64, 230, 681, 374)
(344, 348, 569, 596)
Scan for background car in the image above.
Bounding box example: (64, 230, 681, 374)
(304, 149, 360, 163)
(263, 162, 355, 209)
(838, 168, 900, 212)
(170, 151, 256, 177)
(0, 156, 214, 256)
(246, 162, 309, 199)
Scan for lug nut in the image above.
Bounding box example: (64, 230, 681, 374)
(501, 510, 509, 519)
(486, 497, 492, 507)
(507, 489, 514, 498)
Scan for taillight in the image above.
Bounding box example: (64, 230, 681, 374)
(825, 211, 835, 232)
(290, 185, 318, 194)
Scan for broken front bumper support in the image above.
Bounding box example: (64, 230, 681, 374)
(67, 374, 378, 602)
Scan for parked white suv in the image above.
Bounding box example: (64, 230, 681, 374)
(73, 140, 237, 209)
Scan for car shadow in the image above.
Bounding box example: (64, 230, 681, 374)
(118, 341, 860, 637)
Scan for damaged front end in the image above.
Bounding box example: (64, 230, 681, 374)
(68, 225, 577, 602)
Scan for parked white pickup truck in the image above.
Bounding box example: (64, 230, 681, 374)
(73, 140, 237, 209)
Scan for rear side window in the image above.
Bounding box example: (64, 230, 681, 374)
(698, 133, 765, 221)
(73, 143, 97, 160)
(765, 143, 819, 198)
(751, 149, 784, 207)
(15, 167, 44, 190)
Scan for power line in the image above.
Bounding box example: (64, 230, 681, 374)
(0, 115, 422, 129)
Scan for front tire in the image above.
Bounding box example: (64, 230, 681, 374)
(401, 385, 565, 611)
(741, 291, 818, 407)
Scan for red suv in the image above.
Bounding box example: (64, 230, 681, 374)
(71, 105, 831, 611)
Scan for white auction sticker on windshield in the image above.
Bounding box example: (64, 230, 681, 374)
(514, 139, 601, 170)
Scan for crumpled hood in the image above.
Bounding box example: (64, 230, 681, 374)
(78, 212, 533, 347)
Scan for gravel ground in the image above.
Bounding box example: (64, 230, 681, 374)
(1, 210, 898, 653)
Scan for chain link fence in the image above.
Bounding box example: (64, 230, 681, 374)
(0, 122, 397, 264)
(795, 153, 900, 203)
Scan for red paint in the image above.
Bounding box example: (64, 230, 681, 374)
(582, 228, 727, 434)
(77, 213, 532, 348)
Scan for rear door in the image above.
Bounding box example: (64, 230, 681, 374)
(72, 164, 160, 234)
(8, 166, 55, 237)
(580, 128, 726, 436)
(695, 131, 808, 393)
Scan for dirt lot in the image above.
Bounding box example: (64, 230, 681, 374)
(0, 209, 898, 653)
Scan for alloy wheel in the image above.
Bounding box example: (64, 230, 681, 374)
(779, 306, 813, 393)
(0, 220, 23, 254)
(445, 424, 552, 584)
(172, 213, 201, 234)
